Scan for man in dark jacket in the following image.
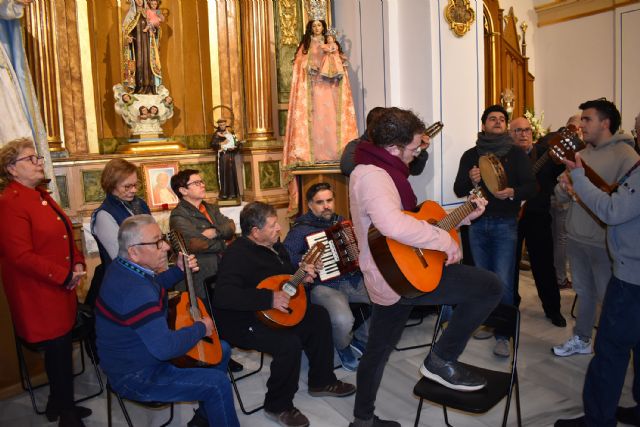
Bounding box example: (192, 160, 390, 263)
(510, 116, 566, 327)
(213, 202, 356, 427)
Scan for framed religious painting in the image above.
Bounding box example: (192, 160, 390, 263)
(142, 162, 180, 209)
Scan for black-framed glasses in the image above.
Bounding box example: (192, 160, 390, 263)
(186, 180, 205, 187)
(129, 235, 168, 250)
(12, 155, 44, 165)
(513, 127, 532, 135)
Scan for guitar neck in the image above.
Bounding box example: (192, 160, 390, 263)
(436, 199, 477, 231)
(183, 253, 202, 320)
(532, 151, 550, 175)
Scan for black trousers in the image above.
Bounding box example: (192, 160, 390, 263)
(223, 303, 337, 413)
(40, 331, 75, 411)
(353, 264, 503, 421)
(515, 210, 562, 315)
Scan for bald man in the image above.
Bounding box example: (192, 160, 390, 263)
(511, 116, 566, 327)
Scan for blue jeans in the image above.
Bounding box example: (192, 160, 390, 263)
(468, 216, 517, 339)
(310, 278, 371, 349)
(110, 340, 239, 427)
(583, 276, 640, 427)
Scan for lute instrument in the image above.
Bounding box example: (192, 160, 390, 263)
(167, 230, 223, 367)
(256, 242, 325, 328)
(368, 187, 486, 298)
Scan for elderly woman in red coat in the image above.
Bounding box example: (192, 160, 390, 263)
(0, 138, 90, 427)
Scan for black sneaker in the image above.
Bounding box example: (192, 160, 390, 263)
(349, 415, 401, 427)
(228, 357, 244, 373)
(554, 416, 585, 427)
(420, 352, 487, 392)
(617, 406, 640, 426)
(546, 312, 567, 327)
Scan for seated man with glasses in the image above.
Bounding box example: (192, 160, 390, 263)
(510, 116, 566, 328)
(95, 214, 239, 427)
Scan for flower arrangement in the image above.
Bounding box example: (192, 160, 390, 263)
(524, 109, 548, 141)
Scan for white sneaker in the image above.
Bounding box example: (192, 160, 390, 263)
(552, 335, 592, 357)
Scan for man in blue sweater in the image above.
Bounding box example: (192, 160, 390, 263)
(555, 154, 640, 427)
(283, 183, 370, 371)
(95, 215, 239, 427)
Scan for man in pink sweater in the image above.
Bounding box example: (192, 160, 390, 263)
(348, 108, 503, 427)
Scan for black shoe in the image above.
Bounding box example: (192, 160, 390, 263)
(228, 357, 244, 373)
(420, 352, 487, 392)
(46, 398, 92, 422)
(554, 416, 585, 427)
(58, 411, 86, 427)
(187, 409, 209, 427)
(547, 312, 567, 327)
(617, 406, 640, 426)
(349, 415, 401, 427)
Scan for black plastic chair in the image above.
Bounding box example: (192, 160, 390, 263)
(106, 382, 174, 427)
(15, 304, 104, 415)
(413, 304, 522, 427)
(394, 306, 439, 352)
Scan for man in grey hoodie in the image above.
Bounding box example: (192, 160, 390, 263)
(552, 99, 639, 358)
(554, 152, 640, 427)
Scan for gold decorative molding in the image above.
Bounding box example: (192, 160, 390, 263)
(444, 0, 476, 37)
(535, 0, 639, 27)
(279, 0, 299, 46)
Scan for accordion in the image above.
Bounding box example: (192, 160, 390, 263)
(304, 220, 360, 282)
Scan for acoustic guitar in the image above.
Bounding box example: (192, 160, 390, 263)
(368, 188, 485, 298)
(167, 230, 223, 367)
(256, 242, 325, 328)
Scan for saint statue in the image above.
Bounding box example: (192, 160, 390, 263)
(122, 0, 162, 95)
(211, 119, 240, 202)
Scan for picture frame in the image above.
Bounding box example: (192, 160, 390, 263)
(142, 162, 180, 209)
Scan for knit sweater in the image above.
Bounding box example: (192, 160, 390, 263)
(555, 133, 639, 248)
(282, 211, 362, 290)
(95, 257, 206, 378)
(571, 164, 640, 285)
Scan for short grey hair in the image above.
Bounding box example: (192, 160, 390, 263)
(118, 214, 157, 258)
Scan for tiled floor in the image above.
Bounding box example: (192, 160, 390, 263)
(1, 271, 634, 426)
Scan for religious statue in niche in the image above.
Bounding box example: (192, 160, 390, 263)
(114, 0, 174, 143)
(444, 0, 475, 37)
(282, 0, 358, 214)
(210, 106, 241, 205)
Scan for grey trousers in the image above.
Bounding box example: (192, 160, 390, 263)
(567, 239, 612, 340)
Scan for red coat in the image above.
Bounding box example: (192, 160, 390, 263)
(0, 181, 84, 343)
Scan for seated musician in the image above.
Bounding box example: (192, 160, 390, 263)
(349, 108, 503, 427)
(282, 182, 370, 372)
(213, 201, 356, 427)
(453, 105, 536, 358)
(95, 215, 239, 427)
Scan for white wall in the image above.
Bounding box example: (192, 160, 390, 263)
(535, 13, 615, 130)
(616, 4, 640, 134)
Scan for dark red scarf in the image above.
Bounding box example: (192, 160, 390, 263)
(354, 141, 417, 211)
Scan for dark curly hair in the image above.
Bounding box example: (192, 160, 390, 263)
(481, 104, 509, 125)
(297, 20, 327, 55)
(369, 107, 426, 147)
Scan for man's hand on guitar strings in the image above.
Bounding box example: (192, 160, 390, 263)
(272, 291, 291, 313)
(459, 195, 488, 226)
(561, 152, 583, 171)
(177, 253, 199, 272)
(198, 316, 214, 336)
(300, 261, 318, 283)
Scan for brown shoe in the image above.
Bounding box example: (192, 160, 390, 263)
(265, 407, 309, 427)
(308, 380, 356, 397)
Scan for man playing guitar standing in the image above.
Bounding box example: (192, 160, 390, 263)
(348, 108, 503, 427)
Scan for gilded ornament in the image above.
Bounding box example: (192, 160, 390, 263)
(280, 0, 298, 46)
(444, 0, 475, 37)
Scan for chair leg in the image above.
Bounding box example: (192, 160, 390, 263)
(443, 406, 453, 427)
(115, 391, 135, 427)
(74, 339, 104, 405)
(233, 352, 264, 381)
(107, 386, 113, 427)
(414, 398, 424, 427)
(159, 403, 174, 427)
(571, 294, 577, 319)
(229, 367, 264, 415)
(15, 339, 46, 414)
(515, 378, 523, 427)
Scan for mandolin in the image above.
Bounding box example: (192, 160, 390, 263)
(256, 242, 325, 328)
(166, 230, 223, 367)
(368, 187, 485, 298)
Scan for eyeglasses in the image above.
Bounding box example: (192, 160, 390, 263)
(12, 155, 44, 165)
(512, 127, 533, 135)
(186, 180, 205, 187)
(129, 235, 168, 250)
(121, 181, 139, 191)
